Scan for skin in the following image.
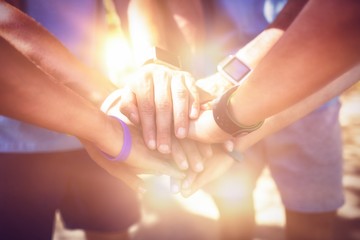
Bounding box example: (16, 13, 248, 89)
(126, 0, 202, 152)
(123, 0, 211, 172)
(187, 0, 360, 143)
(184, 0, 360, 195)
(125, 1, 359, 240)
(0, 35, 186, 193)
(0, 1, 187, 193)
(125, 0, 360, 198)
(119, 64, 200, 153)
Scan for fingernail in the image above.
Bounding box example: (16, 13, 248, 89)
(190, 107, 199, 119)
(195, 162, 204, 172)
(180, 160, 189, 170)
(176, 127, 187, 139)
(206, 148, 213, 158)
(201, 103, 211, 110)
(158, 144, 171, 154)
(182, 181, 190, 189)
(171, 184, 180, 193)
(138, 187, 147, 194)
(181, 189, 192, 198)
(148, 140, 156, 150)
(224, 140, 234, 152)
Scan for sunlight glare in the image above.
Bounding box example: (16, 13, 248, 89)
(174, 190, 220, 220)
(103, 30, 133, 85)
(102, 0, 134, 86)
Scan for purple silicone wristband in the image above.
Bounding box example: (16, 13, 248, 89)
(101, 116, 132, 162)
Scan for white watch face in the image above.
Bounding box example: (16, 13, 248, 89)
(218, 55, 251, 84)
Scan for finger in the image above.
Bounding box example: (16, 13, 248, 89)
(135, 70, 156, 150)
(100, 89, 124, 113)
(223, 140, 234, 152)
(179, 139, 204, 173)
(180, 171, 198, 198)
(118, 88, 140, 126)
(147, 160, 185, 179)
(185, 73, 200, 119)
(200, 101, 213, 110)
(171, 137, 189, 170)
(106, 165, 147, 194)
(188, 153, 234, 196)
(154, 69, 173, 154)
(196, 142, 213, 159)
(82, 140, 147, 193)
(131, 149, 185, 179)
(171, 72, 189, 139)
(200, 98, 217, 110)
(170, 177, 182, 194)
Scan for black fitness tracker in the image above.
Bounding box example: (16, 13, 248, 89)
(217, 55, 251, 85)
(213, 86, 264, 137)
(142, 46, 181, 70)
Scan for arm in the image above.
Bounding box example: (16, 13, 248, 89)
(0, 36, 184, 191)
(230, 0, 360, 126)
(0, 37, 110, 148)
(0, 3, 185, 191)
(182, 0, 359, 196)
(0, 1, 115, 107)
(125, 0, 202, 152)
(234, 63, 359, 152)
(189, 0, 360, 143)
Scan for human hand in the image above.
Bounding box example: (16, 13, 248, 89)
(187, 109, 234, 144)
(82, 139, 146, 193)
(118, 64, 200, 154)
(196, 72, 234, 103)
(83, 116, 186, 193)
(171, 137, 213, 172)
(187, 73, 238, 146)
(101, 89, 213, 173)
(174, 145, 235, 197)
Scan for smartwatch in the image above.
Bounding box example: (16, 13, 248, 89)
(217, 55, 251, 85)
(213, 86, 263, 137)
(142, 46, 181, 70)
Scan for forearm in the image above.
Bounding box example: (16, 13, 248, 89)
(0, 1, 116, 107)
(196, 0, 307, 98)
(165, 0, 205, 54)
(230, 0, 360, 126)
(128, 0, 204, 64)
(127, 0, 170, 63)
(0, 37, 119, 153)
(235, 63, 360, 151)
(236, 0, 308, 68)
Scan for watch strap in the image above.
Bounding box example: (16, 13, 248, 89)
(142, 46, 181, 70)
(213, 86, 263, 137)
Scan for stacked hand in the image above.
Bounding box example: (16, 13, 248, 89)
(92, 65, 239, 197)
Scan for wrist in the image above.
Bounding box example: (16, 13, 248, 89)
(212, 86, 263, 137)
(141, 46, 181, 70)
(100, 116, 132, 161)
(94, 115, 124, 157)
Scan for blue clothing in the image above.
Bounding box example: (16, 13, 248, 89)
(0, 118, 82, 152)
